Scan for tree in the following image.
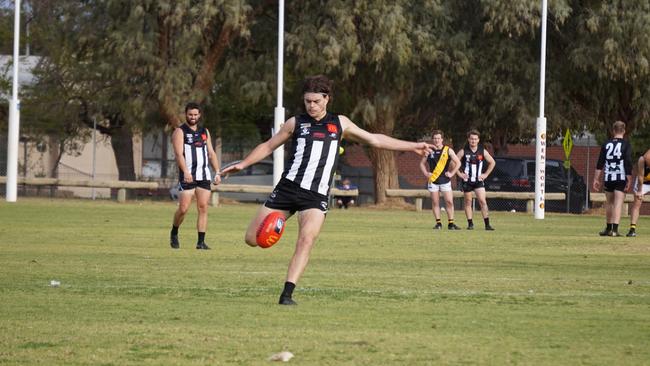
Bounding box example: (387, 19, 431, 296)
(19, 0, 252, 180)
(283, 1, 465, 203)
(551, 0, 650, 142)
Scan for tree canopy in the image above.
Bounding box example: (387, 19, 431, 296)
(2, 0, 650, 189)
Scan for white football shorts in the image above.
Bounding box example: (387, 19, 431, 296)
(427, 181, 452, 193)
(633, 181, 650, 195)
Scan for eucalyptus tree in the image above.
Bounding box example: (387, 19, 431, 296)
(554, 0, 650, 145)
(21, 0, 251, 180)
(283, 1, 466, 203)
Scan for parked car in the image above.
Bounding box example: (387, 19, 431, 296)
(483, 157, 588, 213)
(219, 160, 274, 202)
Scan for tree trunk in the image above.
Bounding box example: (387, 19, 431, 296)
(367, 147, 401, 204)
(110, 125, 136, 181)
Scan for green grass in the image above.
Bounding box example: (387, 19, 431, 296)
(0, 198, 649, 365)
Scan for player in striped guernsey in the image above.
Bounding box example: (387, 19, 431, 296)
(456, 130, 496, 230)
(221, 75, 433, 305)
(169, 102, 221, 249)
(593, 121, 633, 237)
(627, 149, 650, 237)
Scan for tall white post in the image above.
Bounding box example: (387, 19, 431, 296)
(91, 118, 97, 200)
(534, 0, 548, 219)
(6, 0, 22, 202)
(272, 0, 285, 185)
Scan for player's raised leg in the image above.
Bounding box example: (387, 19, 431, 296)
(244, 206, 291, 247)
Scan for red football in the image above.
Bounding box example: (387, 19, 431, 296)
(256, 212, 286, 248)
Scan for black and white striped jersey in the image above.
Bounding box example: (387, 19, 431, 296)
(460, 144, 485, 182)
(179, 123, 212, 182)
(283, 113, 342, 195)
(596, 138, 632, 182)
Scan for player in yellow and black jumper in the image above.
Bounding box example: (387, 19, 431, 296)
(420, 130, 462, 230)
(627, 149, 650, 237)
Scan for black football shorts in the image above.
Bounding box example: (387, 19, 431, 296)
(179, 180, 212, 191)
(604, 180, 626, 193)
(265, 178, 329, 214)
(461, 180, 485, 192)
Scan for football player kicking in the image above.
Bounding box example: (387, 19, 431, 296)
(221, 75, 433, 305)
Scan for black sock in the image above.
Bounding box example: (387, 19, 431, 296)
(198, 232, 205, 243)
(606, 223, 613, 231)
(171, 226, 179, 236)
(281, 281, 296, 298)
(436, 219, 441, 225)
(484, 217, 490, 226)
(467, 219, 473, 226)
(448, 219, 454, 225)
(612, 224, 619, 232)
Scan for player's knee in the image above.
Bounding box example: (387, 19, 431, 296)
(197, 203, 209, 214)
(296, 235, 316, 249)
(244, 232, 257, 247)
(177, 205, 190, 216)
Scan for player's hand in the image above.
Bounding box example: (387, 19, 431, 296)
(183, 174, 193, 184)
(220, 163, 245, 179)
(414, 142, 434, 156)
(592, 180, 600, 192)
(213, 174, 222, 185)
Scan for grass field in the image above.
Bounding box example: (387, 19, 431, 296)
(0, 198, 649, 365)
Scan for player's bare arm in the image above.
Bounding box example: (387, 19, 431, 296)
(634, 156, 644, 197)
(340, 116, 432, 156)
(419, 156, 432, 179)
(480, 150, 496, 180)
(172, 127, 193, 183)
(205, 129, 221, 185)
(592, 169, 603, 191)
(221, 118, 296, 176)
(455, 149, 468, 180)
(446, 149, 461, 177)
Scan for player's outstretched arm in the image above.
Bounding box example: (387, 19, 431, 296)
(221, 118, 295, 176)
(340, 116, 432, 156)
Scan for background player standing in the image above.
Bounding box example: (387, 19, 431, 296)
(592, 121, 633, 237)
(456, 130, 496, 230)
(169, 102, 221, 249)
(419, 130, 462, 230)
